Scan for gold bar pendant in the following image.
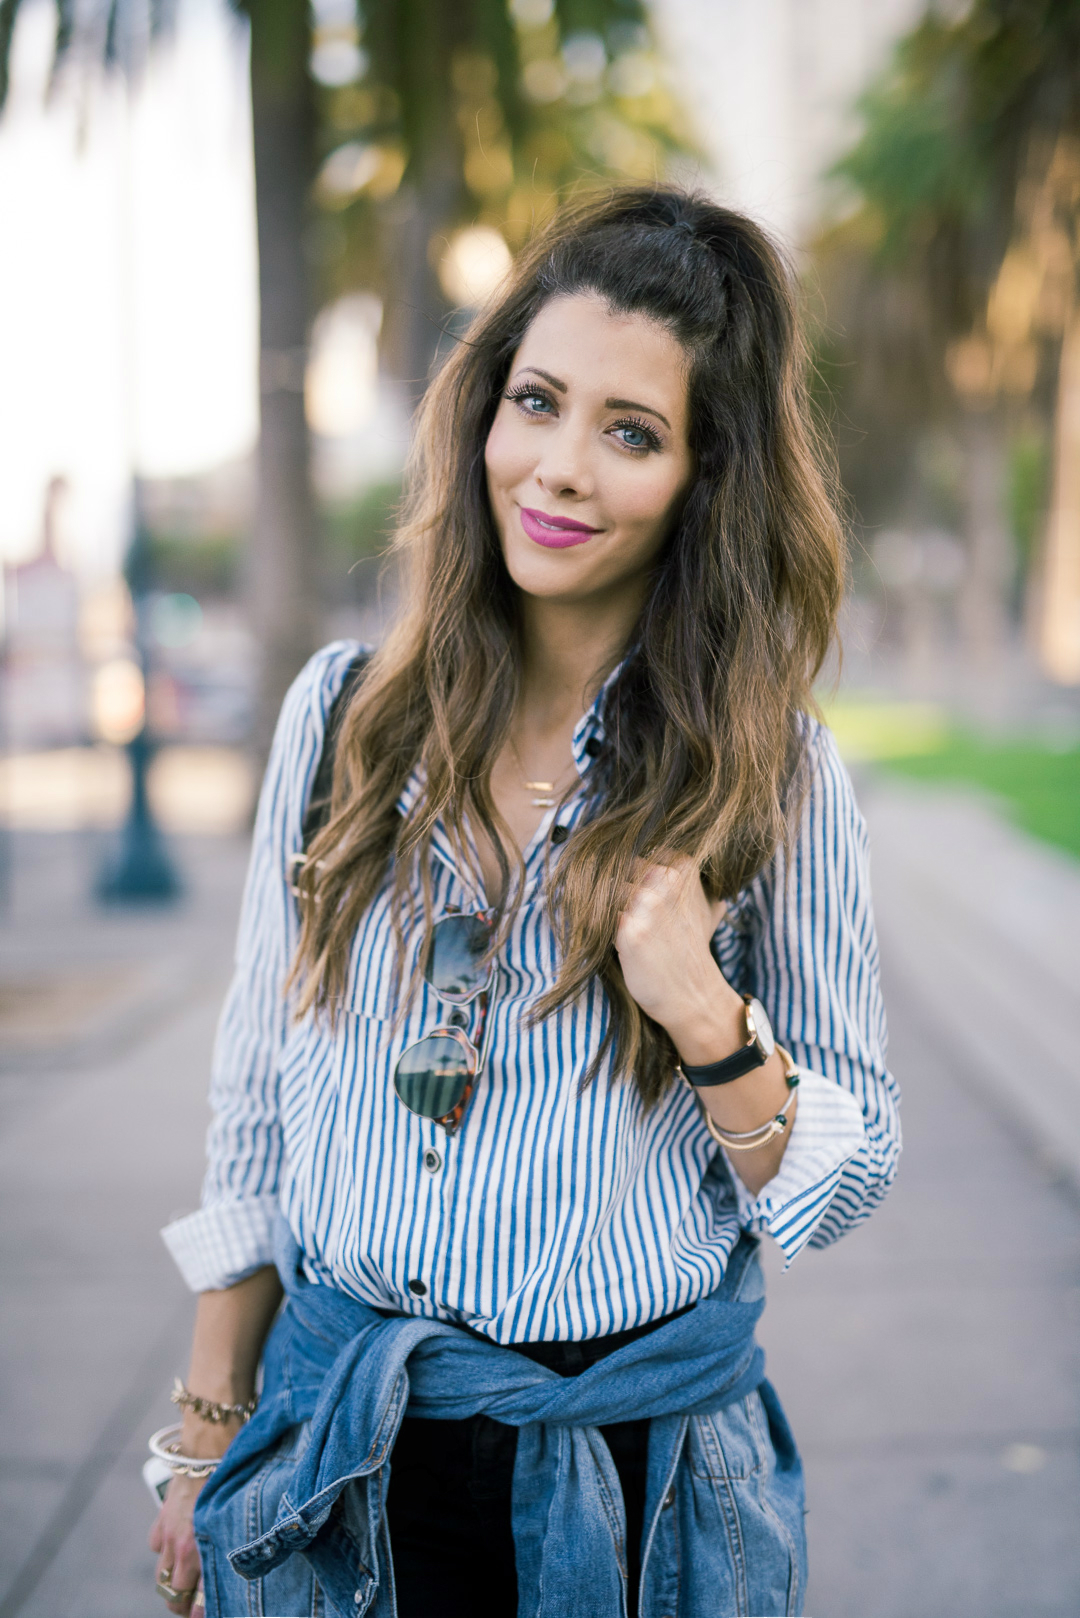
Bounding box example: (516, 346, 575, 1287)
(524, 780, 555, 792)
(531, 794, 556, 807)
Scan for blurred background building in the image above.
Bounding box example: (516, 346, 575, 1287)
(0, 3, 1077, 1615)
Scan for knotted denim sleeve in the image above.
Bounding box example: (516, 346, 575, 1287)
(193, 1223, 806, 1618)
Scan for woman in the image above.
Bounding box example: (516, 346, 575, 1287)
(149, 186, 899, 1618)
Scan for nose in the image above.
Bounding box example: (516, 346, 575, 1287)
(532, 420, 594, 503)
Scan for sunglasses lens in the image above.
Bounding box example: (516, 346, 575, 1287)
(394, 1034, 473, 1120)
(426, 914, 491, 999)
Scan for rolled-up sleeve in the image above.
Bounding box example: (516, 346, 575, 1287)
(161, 641, 363, 1292)
(715, 721, 901, 1266)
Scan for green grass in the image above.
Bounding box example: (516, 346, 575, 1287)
(882, 736, 1080, 861)
(818, 696, 1080, 861)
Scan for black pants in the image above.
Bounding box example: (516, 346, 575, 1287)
(384, 1311, 688, 1618)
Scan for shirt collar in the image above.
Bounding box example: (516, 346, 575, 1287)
(570, 654, 627, 777)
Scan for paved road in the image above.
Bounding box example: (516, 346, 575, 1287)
(0, 792, 1077, 1617)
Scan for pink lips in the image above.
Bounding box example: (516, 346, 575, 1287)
(519, 506, 602, 549)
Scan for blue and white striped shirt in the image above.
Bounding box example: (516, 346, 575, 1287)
(163, 641, 900, 1343)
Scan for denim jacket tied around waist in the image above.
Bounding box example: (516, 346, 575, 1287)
(192, 1221, 807, 1618)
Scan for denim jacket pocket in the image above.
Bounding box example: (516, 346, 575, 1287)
(687, 1394, 766, 1481)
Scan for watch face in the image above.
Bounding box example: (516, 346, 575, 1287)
(747, 997, 776, 1059)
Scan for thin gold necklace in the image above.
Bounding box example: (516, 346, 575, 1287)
(508, 733, 572, 809)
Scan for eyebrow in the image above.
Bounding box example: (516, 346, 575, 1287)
(605, 396, 671, 430)
(513, 367, 672, 431)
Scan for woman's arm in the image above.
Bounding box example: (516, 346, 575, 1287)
(617, 722, 900, 1247)
(148, 1267, 284, 1615)
(733, 723, 900, 1256)
(616, 858, 796, 1195)
(150, 644, 364, 1609)
(162, 642, 364, 1293)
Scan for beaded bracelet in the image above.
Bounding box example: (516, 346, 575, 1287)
(170, 1377, 257, 1425)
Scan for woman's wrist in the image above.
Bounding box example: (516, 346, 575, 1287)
(660, 960, 745, 1068)
(178, 1408, 244, 1460)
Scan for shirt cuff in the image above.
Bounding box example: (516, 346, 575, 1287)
(729, 1070, 867, 1267)
(161, 1196, 280, 1292)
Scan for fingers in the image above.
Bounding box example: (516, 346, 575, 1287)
(156, 1488, 207, 1618)
(156, 1560, 202, 1616)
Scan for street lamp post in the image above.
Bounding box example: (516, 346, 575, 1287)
(96, 479, 181, 904)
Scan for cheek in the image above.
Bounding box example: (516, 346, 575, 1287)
(484, 412, 530, 496)
(614, 464, 689, 536)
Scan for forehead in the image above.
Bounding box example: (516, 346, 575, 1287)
(514, 292, 689, 422)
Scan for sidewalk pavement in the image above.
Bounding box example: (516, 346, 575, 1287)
(0, 783, 1078, 1617)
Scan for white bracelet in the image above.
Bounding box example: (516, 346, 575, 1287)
(148, 1423, 222, 1479)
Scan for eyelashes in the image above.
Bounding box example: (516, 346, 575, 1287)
(612, 414, 663, 453)
(502, 383, 663, 454)
(503, 382, 554, 412)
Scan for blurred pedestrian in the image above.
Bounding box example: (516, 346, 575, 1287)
(148, 187, 900, 1618)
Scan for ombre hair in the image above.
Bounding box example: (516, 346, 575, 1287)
(291, 186, 845, 1107)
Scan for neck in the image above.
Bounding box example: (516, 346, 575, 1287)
(515, 586, 643, 731)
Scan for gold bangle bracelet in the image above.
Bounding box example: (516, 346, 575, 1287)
(698, 1044, 800, 1152)
(702, 1110, 788, 1150)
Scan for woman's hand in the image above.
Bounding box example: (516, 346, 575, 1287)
(615, 856, 743, 1062)
(149, 1473, 207, 1615)
(616, 857, 796, 1195)
(147, 1269, 283, 1612)
(148, 1407, 246, 1614)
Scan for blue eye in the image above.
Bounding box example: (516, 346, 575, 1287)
(505, 385, 556, 415)
(612, 417, 661, 453)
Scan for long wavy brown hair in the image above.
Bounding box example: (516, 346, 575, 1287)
(291, 186, 845, 1107)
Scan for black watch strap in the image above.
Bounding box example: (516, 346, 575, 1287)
(681, 1042, 766, 1087)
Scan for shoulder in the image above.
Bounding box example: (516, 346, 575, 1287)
(792, 711, 864, 832)
(274, 640, 373, 753)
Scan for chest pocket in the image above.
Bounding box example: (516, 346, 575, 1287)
(345, 953, 397, 1021)
(341, 883, 409, 1023)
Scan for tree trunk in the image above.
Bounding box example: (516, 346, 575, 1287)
(1036, 305, 1080, 684)
(376, 0, 464, 406)
(246, 0, 320, 762)
(957, 407, 1013, 662)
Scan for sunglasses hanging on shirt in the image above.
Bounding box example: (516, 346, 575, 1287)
(392, 910, 496, 1136)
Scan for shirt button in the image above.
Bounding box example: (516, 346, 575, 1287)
(448, 1008, 468, 1028)
(663, 1485, 676, 1508)
(584, 736, 602, 757)
(423, 1148, 442, 1174)
(550, 824, 569, 845)
(408, 1278, 427, 1296)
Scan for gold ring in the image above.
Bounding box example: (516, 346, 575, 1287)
(156, 1576, 197, 1601)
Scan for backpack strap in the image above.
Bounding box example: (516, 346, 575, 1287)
(288, 651, 370, 896)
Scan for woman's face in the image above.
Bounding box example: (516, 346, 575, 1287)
(484, 292, 694, 608)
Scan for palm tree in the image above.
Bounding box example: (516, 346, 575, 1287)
(820, 0, 1080, 671)
(0, 0, 689, 752)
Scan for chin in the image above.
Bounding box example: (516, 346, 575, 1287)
(501, 535, 596, 600)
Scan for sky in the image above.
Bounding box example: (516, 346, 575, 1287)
(0, 0, 258, 577)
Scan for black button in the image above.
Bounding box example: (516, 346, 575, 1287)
(584, 737, 602, 757)
(448, 1008, 468, 1028)
(550, 824, 569, 845)
(407, 1278, 427, 1296)
(423, 1148, 442, 1174)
